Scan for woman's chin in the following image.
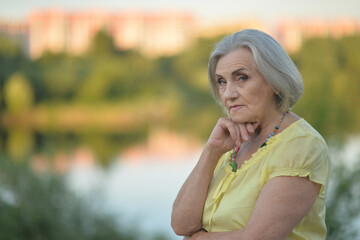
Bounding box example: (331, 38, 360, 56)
(229, 115, 249, 124)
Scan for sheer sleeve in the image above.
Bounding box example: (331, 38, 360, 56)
(267, 133, 330, 195)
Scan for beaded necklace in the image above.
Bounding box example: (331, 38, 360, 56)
(230, 108, 291, 172)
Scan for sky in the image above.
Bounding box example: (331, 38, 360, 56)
(1, 0, 360, 25)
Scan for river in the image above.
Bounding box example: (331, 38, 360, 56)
(65, 148, 201, 239)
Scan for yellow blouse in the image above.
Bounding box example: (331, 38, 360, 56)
(202, 119, 330, 239)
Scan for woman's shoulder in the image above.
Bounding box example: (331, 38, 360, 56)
(279, 118, 328, 149)
(267, 118, 331, 195)
(269, 117, 330, 171)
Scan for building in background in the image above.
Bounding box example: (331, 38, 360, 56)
(1, 9, 360, 58)
(1, 9, 196, 59)
(28, 9, 67, 58)
(140, 11, 195, 57)
(66, 10, 110, 56)
(110, 10, 143, 51)
(276, 18, 360, 53)
(197, 18, 266, 38)
(110, 10, 195, 57)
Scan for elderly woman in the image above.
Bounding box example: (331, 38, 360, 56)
(171, 29, 330, 240)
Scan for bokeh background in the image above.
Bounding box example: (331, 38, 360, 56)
(0, 0, 360, 239)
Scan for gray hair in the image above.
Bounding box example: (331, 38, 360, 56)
(208, 29, 303, 113)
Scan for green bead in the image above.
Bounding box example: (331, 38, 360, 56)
(260, 142, 267, 148)
(230, 161, 237, 172)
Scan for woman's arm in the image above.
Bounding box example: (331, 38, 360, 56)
(184, 175, 321, 240)
(171, 119, 257, 236)
(171, 144, 223, 236)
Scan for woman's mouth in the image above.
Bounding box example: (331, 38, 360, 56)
(229, 105, 244, 111)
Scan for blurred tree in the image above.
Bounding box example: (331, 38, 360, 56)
(0, 154, 139, 240)
(172, 37, 221, 90)
(293, 35, 360, 140)
(4, 72, 34, 114)
(337, 35, 360, 129)
(1, 31, 360, 167)
(0, 35, 22, 58)
(76, 58, 120, 102)
(6, 128, 34, 162)
(0, 36, 27, 109)
(326, 158, 360, 239)
(36, 53, 90, 102)
(162, 36, 224, 139)
(88, 30, 117, 56)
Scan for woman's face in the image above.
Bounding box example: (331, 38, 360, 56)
(216, 47, 277, 124)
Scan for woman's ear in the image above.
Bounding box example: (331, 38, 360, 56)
(273, 89, 280, 95)
(274, 92, 283, 107)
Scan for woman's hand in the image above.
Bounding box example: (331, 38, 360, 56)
(207, 118, 259, 154)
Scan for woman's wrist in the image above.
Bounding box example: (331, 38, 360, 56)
(203, 143, 225, 160)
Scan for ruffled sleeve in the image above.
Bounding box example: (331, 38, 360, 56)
(267, 129, 330, 195)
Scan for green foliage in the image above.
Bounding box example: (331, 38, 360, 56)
(35, 53, 91, 102)
(292, 35, 360, 139)
(0, 154, 138, 240)
(6, 128, 34, 161)
(88, 30, 117, 56)
(0, 37, 29, 108)
(4, 72, 34, 113)
(1, 32, 358, 140)
(0, 35, 22, 57)
(0, 31, 359, 160)
(326, 157, 360, 239)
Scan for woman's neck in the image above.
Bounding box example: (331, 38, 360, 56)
(250, 109, 285, 147)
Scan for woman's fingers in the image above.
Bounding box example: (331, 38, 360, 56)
(221, 119, 241, 146)
(252, 122, 259, 130)
(245, 122, 259, 134)
(215, 118, 260, 150)
(222, 119, 260, 145)
(238, 123, 249, 142)
(245, 122, 255, 134)
(233, 121, 242, 146)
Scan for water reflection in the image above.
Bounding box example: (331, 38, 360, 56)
(7, 126, 360, 239)
(1, 128, 203, 239)
(66, 151, 199, 239)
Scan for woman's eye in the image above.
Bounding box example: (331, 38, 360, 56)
(217, 79, 226, 85)
(238, 75, 248, 81)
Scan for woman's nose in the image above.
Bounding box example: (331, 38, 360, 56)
(224, 82, 239, 99)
